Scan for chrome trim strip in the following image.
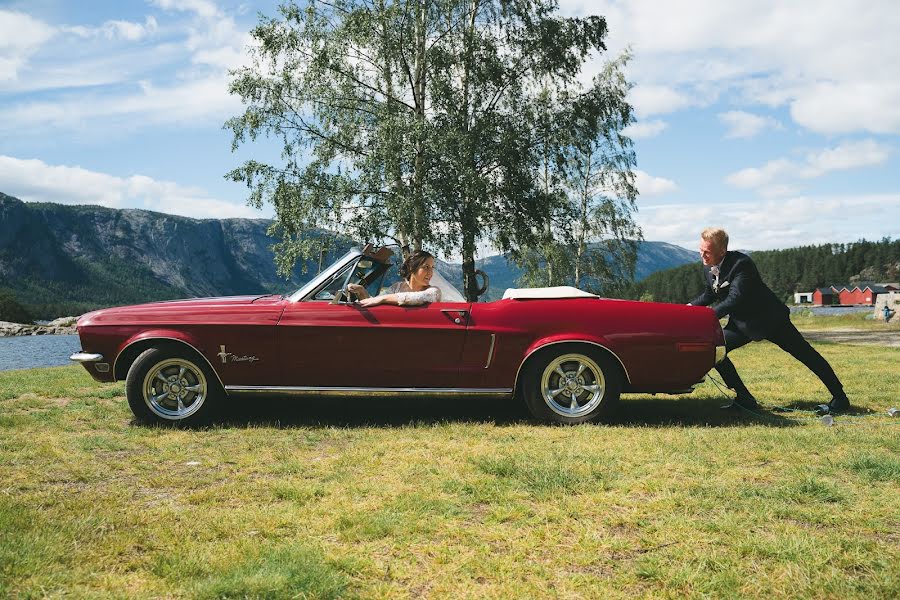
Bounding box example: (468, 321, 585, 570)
(224, 386, 514, 399)
(288, 249, 362, 303)
(513, 340, 632, 394)
(113, 337, 227, 392)
(70, 352, 104, 362)
(484, 333, 496, 369)
(715, 344, 726, 364)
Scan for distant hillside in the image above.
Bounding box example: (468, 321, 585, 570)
(625, 239, 900, 304)
(0, 193, 696, 317)
(0, 193, 352, 318)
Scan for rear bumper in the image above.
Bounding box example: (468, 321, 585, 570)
(70, 352, 104, 362)
(715, 344, 726, 364)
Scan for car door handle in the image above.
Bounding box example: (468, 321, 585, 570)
(440, 309, 469, 325)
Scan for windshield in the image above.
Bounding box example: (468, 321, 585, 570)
(308, 256, 391, 302)
(287, 249, 361, 302)
(287, 245, 468, 303)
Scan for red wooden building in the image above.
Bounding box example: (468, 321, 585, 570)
(813, 284, 891, 306)
(812, 287, 835, 305)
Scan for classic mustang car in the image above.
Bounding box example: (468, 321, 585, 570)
(71, 245, 725, 425)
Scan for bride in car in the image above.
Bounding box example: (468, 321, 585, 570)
(348, 250, 444, 306)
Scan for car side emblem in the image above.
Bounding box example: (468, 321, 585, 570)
(218, 345, 260, 364)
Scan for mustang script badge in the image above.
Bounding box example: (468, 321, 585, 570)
(218, 345, 260, 364)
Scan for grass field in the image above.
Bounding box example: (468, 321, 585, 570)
(790, 310, 900, 332)
(1, 340, 898, 598)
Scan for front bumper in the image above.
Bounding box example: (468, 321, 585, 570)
(70, 352, 111, 375)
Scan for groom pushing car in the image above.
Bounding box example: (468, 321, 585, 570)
(688, 228, 850, 413)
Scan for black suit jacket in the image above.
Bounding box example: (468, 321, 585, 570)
(690, 251, 789, 340)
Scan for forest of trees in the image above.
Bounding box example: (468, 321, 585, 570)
(624, 238, 900, 304)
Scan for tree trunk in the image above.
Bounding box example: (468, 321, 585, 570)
(412, 0, 427, 251)
(460, 0, 480, 301)
(542, 134, 553, 287)
(462, 224, 478, 301)
(575, 146, 592, 287)
(381, 1, 409, 251)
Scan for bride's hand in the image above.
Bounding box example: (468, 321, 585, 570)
(358, 296, 382, 307)
(347, 283, 369, 299)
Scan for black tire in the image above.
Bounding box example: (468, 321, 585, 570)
(521, 345, 622, 424)
(125, 345, 222, 426)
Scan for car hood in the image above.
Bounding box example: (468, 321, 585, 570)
(77, 295, 284, 327)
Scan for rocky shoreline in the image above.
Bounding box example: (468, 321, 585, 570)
(0, 317, 78, 337)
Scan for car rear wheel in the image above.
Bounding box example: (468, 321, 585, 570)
(522, 346, 621, 424)
(125, 346, 221, 425)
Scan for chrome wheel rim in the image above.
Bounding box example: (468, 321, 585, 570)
(142, 358, 207, 420)
(540, 353, 605, 418)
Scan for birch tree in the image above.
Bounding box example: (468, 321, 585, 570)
(226, 0, 637, 299)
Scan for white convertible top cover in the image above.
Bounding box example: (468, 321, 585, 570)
(502, 286, 599, 300)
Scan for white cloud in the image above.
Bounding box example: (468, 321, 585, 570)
(639, 193, 900, 250)
(726, 140, 890, 190)
(634, 169, 678, 196)
(1, 42, 185, 95)
(635, 204, 714, 247)
(106, 16, 158, 41)
(0, 155, 259, 219)
(65, 16, 159, 41)
(0, 10, 56, 82)
(804, 139, 890, 172)
(725, 158, 796, 189)
(623, 119, 667, 139)
(569, 0, 900, 135)
(1, 0, 252, 131)
(151, 0, 222, 19)
(757, 183, 802, 199)
(0, 74, 241, 132)
(628, 84, 692, 117)
(718, 110, 779, 139)
(790, 81, 900, 134)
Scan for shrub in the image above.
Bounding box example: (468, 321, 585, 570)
(0, 289, 33, 323)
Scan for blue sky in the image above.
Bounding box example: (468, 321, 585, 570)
(1, 0, 898, 254)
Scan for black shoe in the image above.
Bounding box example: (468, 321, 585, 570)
(828, 394, 851, 413)
(721, 391, 759, 410)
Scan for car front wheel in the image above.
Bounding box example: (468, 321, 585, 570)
(522, 346, 622, 424)
(125, 346, 221, 425)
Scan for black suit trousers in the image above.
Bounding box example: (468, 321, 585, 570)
(715, 321, 844, 398)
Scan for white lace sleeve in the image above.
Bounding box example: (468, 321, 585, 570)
(395, 286, 442, 306)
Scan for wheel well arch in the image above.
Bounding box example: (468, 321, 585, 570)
(114, 337, 225, 392)
(513, 340, 630, 396)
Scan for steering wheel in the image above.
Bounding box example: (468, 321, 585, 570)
(330, 285, 360, 305)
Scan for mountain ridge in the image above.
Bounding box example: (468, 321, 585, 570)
(0, 192, 696, 317)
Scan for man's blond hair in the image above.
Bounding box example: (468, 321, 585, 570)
(701, 227, 729, 250)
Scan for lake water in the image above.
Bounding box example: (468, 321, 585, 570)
(0, 335, 82, 371)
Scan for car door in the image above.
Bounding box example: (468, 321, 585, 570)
(276, 254, 471, 389)
(277, 301, 470, 388)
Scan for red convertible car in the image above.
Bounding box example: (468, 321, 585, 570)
(72, 245, 725, 425)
